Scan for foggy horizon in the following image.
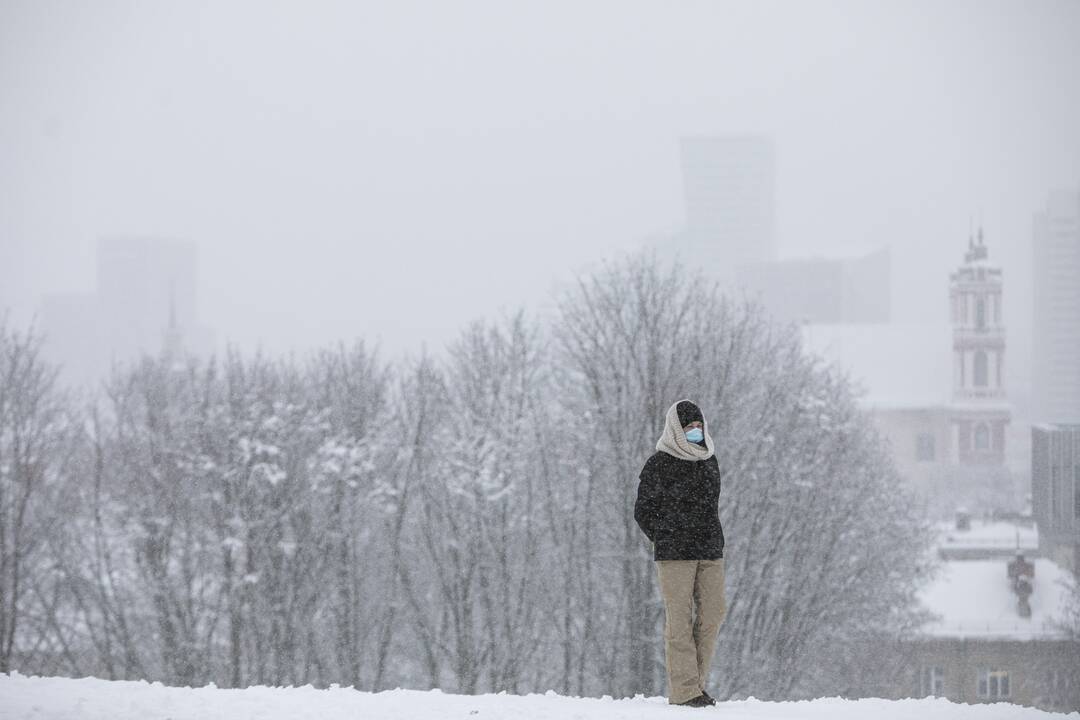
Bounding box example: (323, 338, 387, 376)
(2, 2, 1080, 712)
(3, 0, 1079, 374)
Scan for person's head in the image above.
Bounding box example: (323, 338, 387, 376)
(676, 400, 706, 445)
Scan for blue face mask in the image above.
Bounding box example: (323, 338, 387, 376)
(685, 427, 704, 443)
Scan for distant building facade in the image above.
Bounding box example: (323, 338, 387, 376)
(96, 236, 201, 364)
(802, 230, 1017, 518)
(851, 511, 1077, 713)
(675, 135, 776, 286)
(39, 236, 213, 387)
(894, 553, 1078, 713)
(1032, 423, 1080, 574)
(736, 245, 890, 326)
(1032, 189, 1080, 425)
(0, 240, 18, 323)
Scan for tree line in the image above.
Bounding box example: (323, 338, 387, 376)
(1, 252, 941, 699)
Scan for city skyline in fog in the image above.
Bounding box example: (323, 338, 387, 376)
(2, 0, 1078, 383)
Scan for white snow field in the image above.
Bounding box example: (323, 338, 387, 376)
(1, 673, 1074, 720)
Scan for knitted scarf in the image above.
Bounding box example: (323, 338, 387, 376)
(655, 399, 715, 461)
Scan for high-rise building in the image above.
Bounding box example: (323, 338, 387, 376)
(1032, 189, 1080, 424)
(737, 245, 890, 326)
(677, 135, 776, 285)
(1031, 423, 1080, 573)
(0, 239, 22, 323)
(39, 236, 213, 386)
(96, 236, 200, 363)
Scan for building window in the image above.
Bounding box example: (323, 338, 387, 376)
(1051, 467, 1060, 523)
(974, 351, 988, 387)
(920, 665, 945, 697)
(974, 423, 990, 451)
(976, 297, 986, 329)
(916, 433, 936, 462)
(1048, 668, 1072, 694)
(977, 669, 1010, 699)
(1074, 466, 1080, 520)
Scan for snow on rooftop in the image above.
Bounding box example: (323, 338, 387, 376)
(0, 673, 1063, 720)
(945, 401, 1013, 413)
(1033, 422, 1080, 432)
(916, 558, 1074, 640)
(934, 520, 1038, 553)
(800, 323, 953, 409)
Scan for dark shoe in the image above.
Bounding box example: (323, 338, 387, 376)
(700, 690, 717, 705)
(678, 694, 712, 707)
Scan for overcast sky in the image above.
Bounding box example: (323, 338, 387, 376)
(2, 0, 1078, 379)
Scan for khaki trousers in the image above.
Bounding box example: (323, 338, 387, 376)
(655, 558, 727, 704)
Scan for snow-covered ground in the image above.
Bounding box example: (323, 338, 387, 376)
(1, 673, 1073, 720)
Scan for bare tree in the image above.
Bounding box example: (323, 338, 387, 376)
(102, 356, 224, 685)
(304, 341, 392, 690)
(3, 250, 936, 701)
(1042, 567, 1080, 711)
(446, 311, 546, 693)
(393, 312, 548, 693)
(32, 400, 148, 680)
(0, 321, 71, 673)
(553, 251, 710, 697)
(390, 351, 451, 688)
(552, 250, 935, 699)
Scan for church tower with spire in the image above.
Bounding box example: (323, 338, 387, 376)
(948, 226, 1011, 465)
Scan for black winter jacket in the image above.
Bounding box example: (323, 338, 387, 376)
(634, 450, 725, 560)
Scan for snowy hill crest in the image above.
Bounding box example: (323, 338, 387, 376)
(1, 673, 1073, 720)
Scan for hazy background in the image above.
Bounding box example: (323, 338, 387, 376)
(2, 0, 1079, 371)
(1, 2, 1079, 706)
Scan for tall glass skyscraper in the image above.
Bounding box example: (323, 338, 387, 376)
(1032, 189, 1080, 424)
(678, 135, 776, 286)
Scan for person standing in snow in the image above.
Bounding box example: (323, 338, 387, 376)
(634, 399, 726, 708)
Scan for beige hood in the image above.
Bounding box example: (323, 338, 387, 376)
(655, 399, 715, 461)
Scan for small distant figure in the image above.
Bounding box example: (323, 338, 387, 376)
(634, 399, 727, 708)
(1008, 552, 1035, 618)
(954, 507, 971, 531)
